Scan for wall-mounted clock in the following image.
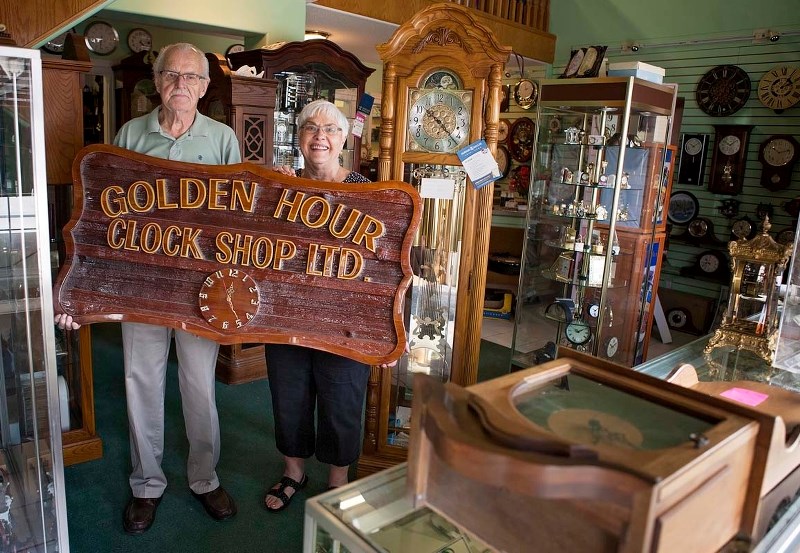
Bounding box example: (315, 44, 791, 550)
(731, 216, 756, 240)
(407, 88, 472, 153)
(42, 29, 76, 55)
(509, 117, 535, 162)
(667, 190, 699, 225)
(708, 124, 753, 194)
(758, 134, 799, 191)
(513, 78, 537, 109)
(497, 119, 510, 143)
(83, 20, 119, 55)
(758, 65, 800, 113)
(496, 145, 511, 178)
(127, 28, 152, 53)
(226, 43, 245, 58)
(677, 133, 709, 185)
(695, 65, 751, 117)
(680, 249, 730, 282)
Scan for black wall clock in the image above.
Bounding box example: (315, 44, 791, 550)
(677, 133, 709, 185)
(667, 190, 699, 225)
(695, 65, 751, 117)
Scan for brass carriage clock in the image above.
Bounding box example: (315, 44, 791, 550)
(706, 217, 792, 362)
(358, 3, 512, 476)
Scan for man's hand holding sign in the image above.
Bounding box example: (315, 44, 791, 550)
(54, 144, 421, 366)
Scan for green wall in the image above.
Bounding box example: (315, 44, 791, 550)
(106, 0, 304, 47)
(551, 0, 800, 61)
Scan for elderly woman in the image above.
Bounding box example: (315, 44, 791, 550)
(265, 99, 372, 512)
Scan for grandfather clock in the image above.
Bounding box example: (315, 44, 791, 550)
(358, 3, 511, 476)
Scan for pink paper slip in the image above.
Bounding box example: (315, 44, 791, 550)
(720, 387, 769, 407)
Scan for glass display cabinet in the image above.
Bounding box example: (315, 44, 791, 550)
(0, 45, 70, 551)
(511, 77, 677, 369)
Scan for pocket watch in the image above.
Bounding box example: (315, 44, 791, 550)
(565, 318, 592, 346)
(198, 269, 260, 331)
(407, 88, 472, 153)
(758, 65, 800, 113)
(513, 78, 538, 109)
(83, 20, 120, 55)
(126, 28, 152, 53)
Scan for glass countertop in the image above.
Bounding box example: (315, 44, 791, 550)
(636, 335, 800, 394)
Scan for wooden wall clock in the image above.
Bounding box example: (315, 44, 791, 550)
(509, 117, 535, 162)
(366, 3, 512, 477)
(758, 65, 800, 113)
(696, 65, 751, 117)
(758, 134, 799, 191)
(708, 124, 753, 194)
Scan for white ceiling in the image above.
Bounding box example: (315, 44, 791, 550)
(305, 5, 398, 67)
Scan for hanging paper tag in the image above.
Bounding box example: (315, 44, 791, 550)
(351, 93, 375, 138)
(457, 139, 502, 189)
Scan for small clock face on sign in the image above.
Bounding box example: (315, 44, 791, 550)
(198, 269, 259, 331)
(696, 65, 751, 116)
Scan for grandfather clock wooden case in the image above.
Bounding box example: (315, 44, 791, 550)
(358, 4, 511, 476)
(43, 58, 102, 465)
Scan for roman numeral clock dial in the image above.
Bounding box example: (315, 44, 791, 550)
(695, 64, 751, 117)
(758, 65, 800, 113)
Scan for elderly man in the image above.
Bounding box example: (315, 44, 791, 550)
(56, 42, 240, 534)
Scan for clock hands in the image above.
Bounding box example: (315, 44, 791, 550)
(223, 279, 240, 320)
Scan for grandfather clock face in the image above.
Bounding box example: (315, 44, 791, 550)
(407, 87, 473, 153)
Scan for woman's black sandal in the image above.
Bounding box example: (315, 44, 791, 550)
(264, 474, 309, 512)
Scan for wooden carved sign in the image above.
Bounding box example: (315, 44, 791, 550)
(54, 145, 421, 365)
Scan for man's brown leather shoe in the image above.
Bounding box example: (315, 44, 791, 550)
(192, 486, 237, 520)
(123, 497, 162, 534)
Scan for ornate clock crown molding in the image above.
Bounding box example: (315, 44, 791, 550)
(376, 3, 512, 66)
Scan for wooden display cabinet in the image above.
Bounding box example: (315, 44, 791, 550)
(228, 39, 374, 172)
(43, 59, 102, 465)
(511, 77, 677, 368)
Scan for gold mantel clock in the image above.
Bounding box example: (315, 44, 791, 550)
(359, 3, 512, 478)
(706, 217, 792, 362)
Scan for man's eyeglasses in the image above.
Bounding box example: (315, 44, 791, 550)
(159, 70, 207, 85)
(300, 123, 342, 136)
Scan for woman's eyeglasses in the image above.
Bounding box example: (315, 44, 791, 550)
(159, 70, 207, 85)
(300, 124, 342, 136)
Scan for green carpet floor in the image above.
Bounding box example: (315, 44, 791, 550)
(63, 324, 512, 552)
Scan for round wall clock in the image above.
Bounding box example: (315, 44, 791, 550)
(605, 336, 620, 358)
(513, 78, 538, 109)
(695, 64, 751, 116)
(509, 117, 535, 162)
(407, 88, 472, 153)
(758, 65, 800, 113)
(127, 28, 152, 53)
(198, 269, 259, 331)
(497, 119, 510, 143)
(43, 29, 75, 55)
(758, 134, 800, 191)
(225, 43, 246, 58)
(731, 217, 754, 240)
(667, 190, 699, 225)
(496, 145, 511, 177)
(84, 20, 120, 55)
